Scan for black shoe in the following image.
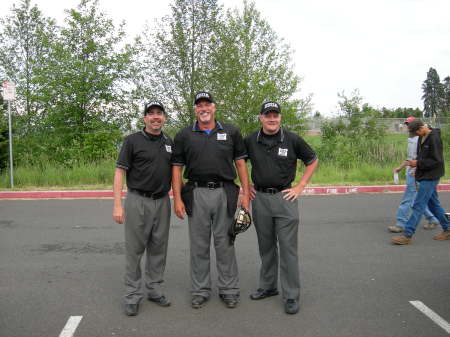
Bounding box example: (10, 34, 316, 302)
(284, 299, 299, 314)
(250, 288, 279, 300)
(124, 303, 139, 316)
(148, 295, 171, 307)
(191, 295, 208, 309)
(219, 294, 239, 308)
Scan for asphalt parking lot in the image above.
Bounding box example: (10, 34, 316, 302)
(1, 193, 449, 337)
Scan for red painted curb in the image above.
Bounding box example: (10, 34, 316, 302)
(0, 184, 449, 199)
(303, 184, 450, 195)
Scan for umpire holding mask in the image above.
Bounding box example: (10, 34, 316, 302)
(245, 101, 318, 314)
(113, 101, 173, 316)
(172, 91, 250, 309)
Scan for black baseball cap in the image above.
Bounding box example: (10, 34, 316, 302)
(260, 101, 281, 114)
(194, 91, 214, 105)
(144, 101, 165, 115)
(407, 119, 425, 133)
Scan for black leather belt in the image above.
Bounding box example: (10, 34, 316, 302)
(255, 185, 290, 194)
(128, 189, 167, 199)
(191, 181, 225, 189)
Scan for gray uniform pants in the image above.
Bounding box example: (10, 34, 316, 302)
(188, 187, 239, 298)
(123, 191, 171, 305)
(252, 191, 300, 300)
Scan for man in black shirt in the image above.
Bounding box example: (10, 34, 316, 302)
(172, 91, 250, 309)
(113, 101, 173, 316)
(245, 101, 318, 314)
(391, 119, 450, 245)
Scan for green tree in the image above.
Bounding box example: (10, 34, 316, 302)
(442, 76, 450, 117)
(0, 94, 8, 170)
(30, 0, 137, 164)
(422, 67, 444, 118)
(319, 90, 386, 168)
(337, 89, 362, 118)
(313, 110, 322, 119)
(0, 0, 56, 127)
(380, 107, 422, 118)
(209, 1, 308, 136)
(137, 0, 222, 127)
(137, 0, 309, 134)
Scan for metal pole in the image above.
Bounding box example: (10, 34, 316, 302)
(8, 100, 14, 188)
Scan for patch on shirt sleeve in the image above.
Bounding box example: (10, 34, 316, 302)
(278, 148, 288, 157)
(217, 133, 227, 141)
(165, 145, 172, 153)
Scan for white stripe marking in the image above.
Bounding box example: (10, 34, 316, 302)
(410, 301, 450, 334)
(58, 316, 83, 337)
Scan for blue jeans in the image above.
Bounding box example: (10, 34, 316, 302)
(404, 179, 450, 237)
(395, 171, 439, 227)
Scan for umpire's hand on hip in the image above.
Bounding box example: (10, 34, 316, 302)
(282, 184, 305, 202)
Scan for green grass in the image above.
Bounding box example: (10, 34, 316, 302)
(306, 162, 405, 186)
(1, 134, 448, 189)
(0, 160, 115, 190)
(302, 134, 449, 185)
(304, 133, 406, 145)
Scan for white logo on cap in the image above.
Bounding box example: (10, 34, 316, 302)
(196, 93, 209, 99)
(165, 145, 172, 153)
(217, 133, 227, 141)
(278, 148, 288, 157)
(148, 101, 160, 107)
(264, 102, 279, 110)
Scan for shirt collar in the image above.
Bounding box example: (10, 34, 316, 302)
(140, 128, 167, 140)
(192, 120, 223, 132)
(256, 127, 284, 143)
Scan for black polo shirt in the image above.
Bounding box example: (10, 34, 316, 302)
(172, 121, 247, 181)
(116, 129, 173, 193)
(415, 128, 445, 181)
(245, 128, 317, 188)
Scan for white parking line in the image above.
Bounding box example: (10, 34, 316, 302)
(58, 316, 83, 337)
(410, 301, 450, 334)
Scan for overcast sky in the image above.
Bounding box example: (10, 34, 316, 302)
(1, 0, 449, 115)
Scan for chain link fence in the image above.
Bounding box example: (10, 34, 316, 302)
(304, 117, 450, 135)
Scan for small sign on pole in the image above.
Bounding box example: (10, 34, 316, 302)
(2, 81, 16, 188)
(2, 81, 16, 101)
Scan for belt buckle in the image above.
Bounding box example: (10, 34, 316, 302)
(266, 188, 277, 194)
(207, 182, 216, 189)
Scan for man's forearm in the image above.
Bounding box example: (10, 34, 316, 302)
(295, 159, 319, 188)
(397, 161, 408, 170)
(113, 168, 125, 208)
(235, 159, 250, 196)
(172, 166, 183, 200)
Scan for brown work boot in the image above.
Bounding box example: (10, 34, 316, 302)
(423, 222, 438, 230)
(433, 229, 450, 241)
(388, 225, 404, 233)
(391, 235, 412, 245)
